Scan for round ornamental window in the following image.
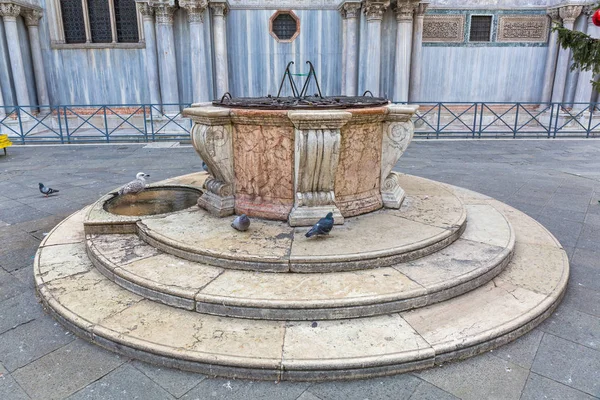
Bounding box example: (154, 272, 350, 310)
(270, 11, 300, 42)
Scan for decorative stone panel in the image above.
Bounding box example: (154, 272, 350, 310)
(497, 15, 550, 43)
(423, 14, 465, 43)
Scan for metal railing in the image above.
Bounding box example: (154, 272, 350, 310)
(2, 102, 600, 144)
(0, 103, 193, 144)
(409, 102, 600, 138)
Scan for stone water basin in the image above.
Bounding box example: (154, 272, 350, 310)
(104, 187, 201, 216)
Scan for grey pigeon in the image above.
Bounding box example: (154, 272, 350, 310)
(231, 214, 250, 231)
(118, 172, 149, 195)
(306, 212, 334, 238)
(39, 183, 59, 197)
(202, 161, 209, 172)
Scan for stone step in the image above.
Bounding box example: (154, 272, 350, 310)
(85, 201, 514, 320)
(125, 175, 467, 273)
(34, 186, 568, 381)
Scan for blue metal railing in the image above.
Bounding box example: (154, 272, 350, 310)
(2, 102, 600, 144)
(0, 103, 193, 144)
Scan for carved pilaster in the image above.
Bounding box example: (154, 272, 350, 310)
(363, 0, 390, 21)
(155, 4, 177, 25)
(380, 105, 417, 208)
(23, 9, 43, 26)
(559, 5, 582, 24)
(181, 0, 208, 23)
(341, 1, 361, 19)
(209, 1, 228, 17)
(287, 111, 352, 227)
(189, 107, 235, 217)
(0, 3, 21, 20)
(138, 3, 154, 19)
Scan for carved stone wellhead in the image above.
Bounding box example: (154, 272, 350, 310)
(183, 104, 419, 226)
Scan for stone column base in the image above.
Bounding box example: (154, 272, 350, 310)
(381, 172, 406, 209)
(288, 206, 344, 227)
(198, 192, 235, 217)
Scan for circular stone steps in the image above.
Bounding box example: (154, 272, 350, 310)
(34, 180, 568, 381)
(133, 175, 467, 273)
(85, 201, 514, 320)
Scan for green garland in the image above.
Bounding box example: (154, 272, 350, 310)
(553, 3, 600, 91)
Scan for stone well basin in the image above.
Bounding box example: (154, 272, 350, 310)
(182, 104, 419, 226)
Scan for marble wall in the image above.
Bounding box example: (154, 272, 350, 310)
(0, 0, 572, 106)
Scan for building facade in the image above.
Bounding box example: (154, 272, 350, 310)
(0, 0, 597, 111)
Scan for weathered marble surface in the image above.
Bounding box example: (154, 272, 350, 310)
(335, 110, 384, 216)
(231, 110, 295, 219)
(35, 176, 569, 380)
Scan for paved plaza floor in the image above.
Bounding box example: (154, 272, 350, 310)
(0, 140, 598, 400)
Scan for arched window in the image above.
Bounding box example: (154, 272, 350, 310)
(58, 0, 140, 45)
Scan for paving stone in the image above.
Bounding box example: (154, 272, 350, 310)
(11, 267, 35, 290)
(0, 268, 28, 302)
(184, 379, 310, 400)
(0, 291, 44, 335)
(0, 317, 75, 372)
(0, 371, 30, 400)
(531, 334, 600, 397)
(568, 249, 600, 292)
(296, 392, 322, 400)
(532, 215, 582, 249)
(538, 305, 600, 351)
(489, 329, 544, 370)
(12, 339, 125, 400)
(520, 373, 597, 400)
(67, 363, 175, 400)
(561, 283, 600, 318)
(132, 360, 207, 398)
(408, 381, 459, 400)
(0, 246, 39, 272)
(415, 353, 529, 400)
(307, 374, 421, 400)
(0, 205, 51, 225)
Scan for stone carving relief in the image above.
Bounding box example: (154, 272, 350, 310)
(180, 0, 208, 22)
(497, 15, 550, 43)
(190, 122, 236, 216)
(559, 5, 582, 24)
(423, 15, 465, 43)
(23, 9, 43, 26)
(288, 111, 351, 226)
(363, 0, 390, 21)
(155, 5, 177, 24)
(340, 2, 361, 19)
(380, 105, 415, 209)
(0, 3, 21, 18)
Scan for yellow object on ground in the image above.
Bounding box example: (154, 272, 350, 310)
(0, 134, 12, 155)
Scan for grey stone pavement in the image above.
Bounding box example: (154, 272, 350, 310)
(0, 140, 599, 400)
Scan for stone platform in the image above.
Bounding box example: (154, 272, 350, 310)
(33, 173, 569, 382)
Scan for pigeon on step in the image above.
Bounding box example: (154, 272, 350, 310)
(232, 214, 251, 231)
(39, 183, 59, 197)
(305, 212, 334, 238)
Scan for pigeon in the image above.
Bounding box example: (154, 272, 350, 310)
(231, 214, 251, 231)
(118, 172, 150, 195)
(305, 212, 334, 238)
(202, 161, 209, 172)
(39, 183, 59, 197)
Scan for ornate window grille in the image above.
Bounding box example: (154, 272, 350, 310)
(57, 0, 141, 46)
(269, 11, 300, 42)
(469, 15, 493, 42)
